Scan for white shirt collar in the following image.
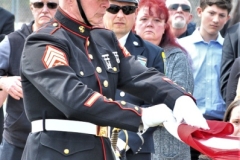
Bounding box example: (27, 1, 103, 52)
(118, 32, 130, 46)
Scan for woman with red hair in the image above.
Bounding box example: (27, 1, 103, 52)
(134, 0, 193, 159)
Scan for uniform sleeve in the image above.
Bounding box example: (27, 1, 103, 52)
(0, 36, 10, 76)
(115, 42, 191, 110)
(21, 32, 142, 131)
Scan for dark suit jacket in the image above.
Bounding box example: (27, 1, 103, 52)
(116, 31, 164, 158)
(226, 57, 240, 107)
(220, 22, 240, 102)
(0, 7, 15, 41)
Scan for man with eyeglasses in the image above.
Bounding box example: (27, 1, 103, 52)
(103, 0, 165, 159)
(0, 0, 58, 160)
(19, 0, 209, 159)
(166, 0, 195, 39)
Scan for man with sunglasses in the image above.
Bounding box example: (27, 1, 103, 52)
(103, 0, 165, 159)
(166, 0, 195, 39)
(19, 0, 209, 159)
(0, 1, 58, 160)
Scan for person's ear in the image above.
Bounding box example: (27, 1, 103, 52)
(29, 3, 33, 11)
(187, 14, 193, 24)
(196, 7, 202, 18)
(226, 15, 230, 22)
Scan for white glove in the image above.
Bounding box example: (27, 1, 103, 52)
(173, 96, 209, 129)
(141, 104, 176, 130)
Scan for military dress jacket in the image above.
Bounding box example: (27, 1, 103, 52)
(20, 8, 190, 160)
(115, 31, 164, 157)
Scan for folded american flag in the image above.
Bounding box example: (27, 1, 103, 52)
(164, 120, 240, 160)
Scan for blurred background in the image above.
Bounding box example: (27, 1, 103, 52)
(0, 0, 238, 30)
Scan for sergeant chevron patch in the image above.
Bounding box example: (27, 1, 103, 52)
(42, 45, 69, 69)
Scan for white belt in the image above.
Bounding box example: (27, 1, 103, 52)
(31, 119, 108, 137)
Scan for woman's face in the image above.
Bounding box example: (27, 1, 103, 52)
(230, 106, 240, 137)
(135, 6, 166, 45)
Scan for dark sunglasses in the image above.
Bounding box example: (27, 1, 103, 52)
(168, 4, 190, 12)
(32, 2, 58, 9)
(107, 4, 137, 15)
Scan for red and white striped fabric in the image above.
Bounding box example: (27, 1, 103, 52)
(164, 120, 240, 160)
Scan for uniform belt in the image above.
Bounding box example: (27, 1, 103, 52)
(31, 119, 108, 137)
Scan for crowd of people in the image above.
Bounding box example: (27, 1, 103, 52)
(0, 0, 239, 160)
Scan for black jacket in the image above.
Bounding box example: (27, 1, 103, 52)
(0, 7, 15, 41)
(0, 21, 33, 148)
(220, 22, 240, 102)
(178, 22, 196, 39)
(226, 57, 240, 107)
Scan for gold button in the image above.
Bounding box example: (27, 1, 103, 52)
(120, 91, 125, 97)
(113, 67, 117, 72)
(108, 98, 113, 101)
(89, 54, 93, 60)
(103, 80, 108, 87)
(52, 22, 58, 27)
(96, 67, 102, 73)
(87, 41, 90, 46)
(135, 106, 139, 111)
(53, 23, 58, 27)
(188, 92, 192, 95)
(80, 71, 84, 76)
(121, 101, 126, 105)
(64, 149, 69, 155)
(79, 26, 85, 33)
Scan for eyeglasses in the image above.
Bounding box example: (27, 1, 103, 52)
(107, 4, 137, 15)
(32, 2, 58, 9)
(168, 4, 190, 12)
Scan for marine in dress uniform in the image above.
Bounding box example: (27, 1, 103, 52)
(20, 0, 207, 159)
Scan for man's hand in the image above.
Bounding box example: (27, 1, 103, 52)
(173, 96, 209, 130)
(141, 104, 176, 130)
(0, 76, 23, 100)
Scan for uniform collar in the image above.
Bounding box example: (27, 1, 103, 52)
(54, 8, 92, 39)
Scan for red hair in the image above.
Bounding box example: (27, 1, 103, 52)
(136, 0, 187, 52)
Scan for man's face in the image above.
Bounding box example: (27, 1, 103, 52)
(81, 0, 110, 28)
(103, 1, 137, 38)
(197, 4, 229, 37)
(167, 0, 192, 29)
(30, 0, 58, 28)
